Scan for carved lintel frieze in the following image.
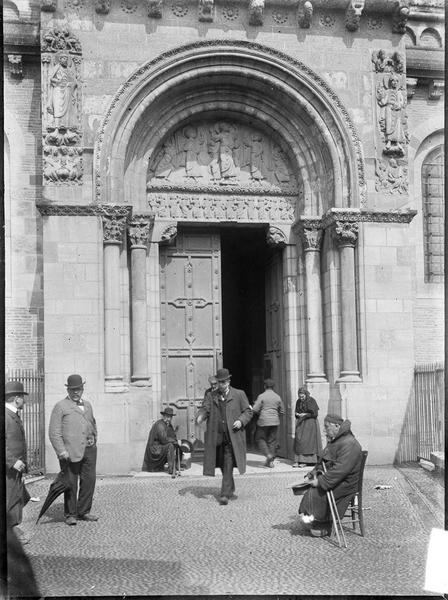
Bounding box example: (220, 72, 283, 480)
(160, 225, 178, 245)
(375, 157, 408, 194)
(36, 204, 133, 217)
(297, 0, 313, 28)
(249, 0, 264, 26)
(345, 0, 365, 32)
(406, 77, 418, 99)
(8, 55, 23, 78)
(198, 0, 214, 21)
(147, 0, 163, 17)
(128, 215, 154, 248)
(392, 0, 410, 34)
(332, 221, 359, 248)
(428, 79, 444, 100)
(95, 0, 111, 13)
(267, 226, 287, 247)
(41, 0, 57, 11)
(102, 214, 127, 245)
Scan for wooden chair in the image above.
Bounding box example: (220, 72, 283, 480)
(341, 450, 368, 536)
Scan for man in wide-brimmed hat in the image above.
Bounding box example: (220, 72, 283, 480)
(142, 406, 183, 477)
(196, 367, 253, 505)
(5, 381, 30, 544)
(48, 374, 98, 526)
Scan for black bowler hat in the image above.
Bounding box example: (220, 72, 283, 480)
(161, 406, 176, 417)
(65, 374, 85, 389)
(5, 381, 29, 398)
(215, 368, 231, 381)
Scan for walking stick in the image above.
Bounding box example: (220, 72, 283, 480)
(322, 462, 347, 548)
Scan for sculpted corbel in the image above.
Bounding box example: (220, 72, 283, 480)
(198, 0, 214, 22)
(345, 0, 365, 32)
(297, 0, 313, 28)
(249, 0, 264, 26)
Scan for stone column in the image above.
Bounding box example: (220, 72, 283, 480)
(102, 212, 127, 389)
(333, 220, 360, 380)
(128, 215, 153, 384)
(300, 226, 326, 382)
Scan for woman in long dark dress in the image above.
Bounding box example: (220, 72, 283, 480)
(293, 387, 322, 467)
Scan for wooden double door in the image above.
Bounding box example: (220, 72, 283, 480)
(160, 228, 286, 455)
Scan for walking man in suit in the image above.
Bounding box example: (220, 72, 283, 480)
(196, 368, 252, 505)
(49, 374, 98, 526)
(5, 381, 31, 544)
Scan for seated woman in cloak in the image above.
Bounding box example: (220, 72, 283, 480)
(142, 407, 183, 478)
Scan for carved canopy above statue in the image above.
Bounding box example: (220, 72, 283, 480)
(147, 119, 298, 194)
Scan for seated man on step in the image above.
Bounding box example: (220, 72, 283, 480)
(298, 414, 363, 537)
(142, 407, 183, 478)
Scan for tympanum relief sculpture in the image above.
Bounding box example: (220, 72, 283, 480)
(147, 120, 296, 193)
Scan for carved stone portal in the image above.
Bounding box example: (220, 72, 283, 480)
(147, 120, 296, 193)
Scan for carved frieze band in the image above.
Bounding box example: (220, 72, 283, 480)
(147, 194, 296, 222)
(128, 215, 154, 248)
(293, 208, 417, 233)
(41, 26, 83, 185)
(37, 203, 133, 219)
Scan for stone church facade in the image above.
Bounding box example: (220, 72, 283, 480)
(4, 0, 444, 473)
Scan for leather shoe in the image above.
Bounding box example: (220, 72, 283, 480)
(77, 513, 98, 522)
(65, 516, 77, 526)
(218, 496, 228, 505)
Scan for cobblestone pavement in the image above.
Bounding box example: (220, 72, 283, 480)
(18, 455, 444, 597)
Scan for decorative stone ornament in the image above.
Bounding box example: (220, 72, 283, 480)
(375, 157, 408, 194)
(198, 0, 213, 22)
(332, 221, 359, 248)
(102, 214, 127, 245)
(267, 226, 287, 247)
(249, 0, 264, 26)
(345, 0, 365, 32)
(428, 79, 444, 100)
(297, 0, 312, 28)
(8, 54, 23, 78)
(406, 77, 418, 99)
(41, 0, 57, 10)
(160, 225, 178, 244)
(300, 227, 323, 252)
(95, 0, 111, 13)
(128, 215, 153, 248)
(392, 0, 410, 34)
(147, 0, 163, 16)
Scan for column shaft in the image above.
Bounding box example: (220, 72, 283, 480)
(130, 246, 148, 381)
(104, 242, 122, 381)
(339, 244, 359, 377)
(304, 249, 326, 380)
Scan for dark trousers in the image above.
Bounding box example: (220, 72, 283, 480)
(216, 441, 236, 498)
(60, 445, 97, 518)
(255, 425, 278, 458)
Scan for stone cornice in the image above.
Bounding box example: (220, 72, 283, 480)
(293, 208, 417, 231)
(37, 203, 133, 218)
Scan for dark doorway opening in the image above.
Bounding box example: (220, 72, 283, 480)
(220, 226, 269, 406)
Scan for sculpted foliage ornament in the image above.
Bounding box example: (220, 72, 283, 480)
(128, 216, 153, 248)
(43, 146, 82, 184)
(102, 215, 127, 244)
(375, 157, 408, 194)
(332, 221, 358, 247)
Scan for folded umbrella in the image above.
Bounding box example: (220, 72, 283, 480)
(36, 461, 70, 524)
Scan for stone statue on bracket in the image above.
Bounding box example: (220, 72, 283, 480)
(46, 53, 78, 128)
(376, 73, 406, 156)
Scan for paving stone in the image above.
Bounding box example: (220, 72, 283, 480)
(17, 459, 443, 596)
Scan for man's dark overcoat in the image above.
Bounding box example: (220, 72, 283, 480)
(299, 419, 363, 521)
(5, 407, 29, 527)
(198, 386, 252, 476)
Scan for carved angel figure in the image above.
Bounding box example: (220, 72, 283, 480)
(377, 74, 406, 155)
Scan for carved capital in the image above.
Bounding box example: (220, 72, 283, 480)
(428, 79, 444, 100)
(147, 0, 163, 17)
(332, 221, 358, 248)
(345, 0, 365, 32)
(297, 0, 313, 28)
(267, 226, 287, 247)
(406, 77, 418, 99)
(95, 0, 111, 13)
(249, 0, 264, 26)
(392, 0, 410, 34)
(102, 214, 127, 245)
(41, 0, 57, 11)
(160, 225, 177, 245)
(300, 228, 323, 252)
(198, 0, 213, 21)
(128, 215, 153, 248)
(8, 55, 23, 78)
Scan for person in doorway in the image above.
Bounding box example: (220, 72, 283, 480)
(251, 378, 284, 468)
(49, 374, 98, 526)
(204, 375, 219, 400)
(298, 414, 363, 537)
(196, 368, 252, 505)
(142, 407, 183, 478)
(5, 381, 31, 545)
(293, 387, 322, 467)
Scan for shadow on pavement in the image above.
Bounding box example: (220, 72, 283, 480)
(177, 485, 219, 499)
(272, 514, 305, 537)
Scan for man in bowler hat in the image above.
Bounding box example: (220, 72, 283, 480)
(196, 368, 253, 505)
(5, 381, 31, 543)
(142, 406, 183, 477)
(49, 374, 98, 526)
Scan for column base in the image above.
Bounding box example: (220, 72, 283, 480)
(306, 373, 327, 383)
(105, 377, 129, 393)
(337, 371, 362, 382)
(131, 376, 152, 387)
